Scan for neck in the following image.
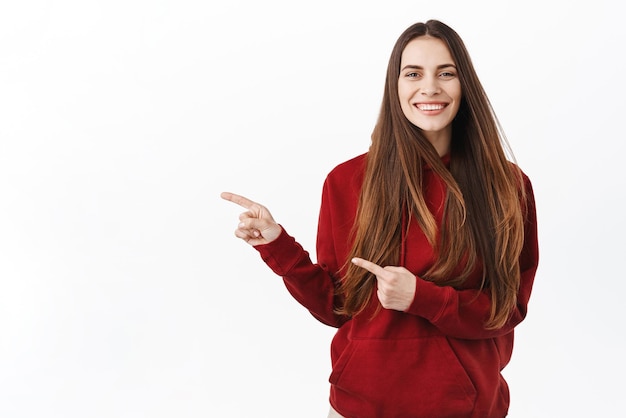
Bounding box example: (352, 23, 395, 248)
(423, 127, 451, 157)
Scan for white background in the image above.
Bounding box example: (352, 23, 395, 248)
(1, 1, 624, 417)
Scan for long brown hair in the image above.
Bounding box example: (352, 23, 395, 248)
(336, 20, 526, 329)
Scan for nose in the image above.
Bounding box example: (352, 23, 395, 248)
(420, 76, 440, 96)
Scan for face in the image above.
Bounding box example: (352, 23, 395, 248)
(398, 36, 462, 154)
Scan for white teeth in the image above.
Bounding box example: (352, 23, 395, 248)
(416, 103, 445, 111)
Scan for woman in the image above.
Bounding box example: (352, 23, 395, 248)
(222, 19, 539, 418)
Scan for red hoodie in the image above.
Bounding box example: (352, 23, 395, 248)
(255, 153, 539, 418)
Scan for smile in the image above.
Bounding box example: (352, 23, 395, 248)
(415, 103, 447, 111)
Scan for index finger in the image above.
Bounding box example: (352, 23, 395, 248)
(220, 191, 256, 210)
(351, 257, 386, 276)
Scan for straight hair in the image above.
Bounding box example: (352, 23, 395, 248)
(336, 20, 526, 329)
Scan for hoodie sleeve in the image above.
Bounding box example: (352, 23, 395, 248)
(253, 225, 347, 328)
(404, 176, 539, 339)
(252, 156, 364, 328)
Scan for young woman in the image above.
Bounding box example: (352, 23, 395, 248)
(222, 19, 539, 418)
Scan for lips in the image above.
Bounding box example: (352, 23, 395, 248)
(415, 103, 447, 111)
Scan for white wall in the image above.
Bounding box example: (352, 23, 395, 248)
(1, 1, 624, 417)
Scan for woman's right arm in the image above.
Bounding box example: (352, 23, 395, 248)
(221, 190, 348, 328)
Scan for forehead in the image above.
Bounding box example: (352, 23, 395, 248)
(400, 36, 455, 66)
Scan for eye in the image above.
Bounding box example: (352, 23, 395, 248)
(439, 71, 457, 79)
(405, 71, 421, 79)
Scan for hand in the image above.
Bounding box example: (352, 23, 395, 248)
(351, 257, 416, 311)
(220, 192, 282, 246)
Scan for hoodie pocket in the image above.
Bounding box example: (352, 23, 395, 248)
(329, 337, 477, 417)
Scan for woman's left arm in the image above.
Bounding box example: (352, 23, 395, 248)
(353, 178, 539, 339)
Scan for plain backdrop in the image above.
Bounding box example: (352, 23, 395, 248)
(1, 1, 624, 417)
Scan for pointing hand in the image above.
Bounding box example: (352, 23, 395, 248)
(221, 192, 282, 246)
(351, 257, 416, 311)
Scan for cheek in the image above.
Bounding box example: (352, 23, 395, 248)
(399, 100, 413, 120)
(397, 86, 413, 112)
(452, 83, 462, 102)
(397, 81, 412, 102)
(450, 86, 462, 116)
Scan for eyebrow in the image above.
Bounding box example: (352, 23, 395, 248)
(400, 64, 457, 71)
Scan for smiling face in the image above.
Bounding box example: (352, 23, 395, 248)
(398, 36, 462, 156)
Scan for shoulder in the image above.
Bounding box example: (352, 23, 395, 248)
(326, 153, 368, 181)
(506, 161, 537, 218)
(322, 153, 368, 198)
(507, 160, 534, 190)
